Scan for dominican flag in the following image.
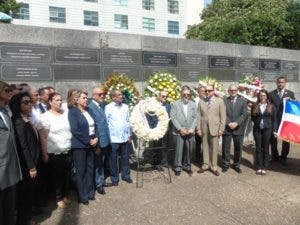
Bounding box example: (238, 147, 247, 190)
(277, 100, 300, 144)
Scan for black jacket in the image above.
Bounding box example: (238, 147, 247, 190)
(251, 104, 278, 132)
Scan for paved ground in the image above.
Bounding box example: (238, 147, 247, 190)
(36, 142, 300, 225)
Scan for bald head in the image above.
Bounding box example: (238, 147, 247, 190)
(92, 86, 106, 103)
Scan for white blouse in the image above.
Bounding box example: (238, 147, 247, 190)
(82, 111, 95, 136)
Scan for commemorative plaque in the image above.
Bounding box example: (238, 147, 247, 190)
(179, 54, 207, 67)
(53, 65, 100, 80)
(0, 45, 51, 62)
(236, 58, 259, 69)
(209, 56, 235, 68)
(55, 48, 99, 63)
(179, 68, 208, 81)
(236, 70, 261, 81)
(142, 52, 177, 67)
(102, 67, 142, 81)
(261, 71, 280, 82)
(259, 59, 280, 70)
(282, 61, 298, 71)
(1, 64, 52, 80)
(102, 50, 140, 65)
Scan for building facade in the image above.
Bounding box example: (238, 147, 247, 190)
(12, 0, 203, 38)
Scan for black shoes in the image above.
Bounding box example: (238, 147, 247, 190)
(174, 171, 180, 176)
(97, 186, 106, 195)
(123, 178, 133, 183)
(89, 197, 95, 201)
(112, 182, 118, 186)
(222, 167, 228, 173)
(233, 167, 242, 173)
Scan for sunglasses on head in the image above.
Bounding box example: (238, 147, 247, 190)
(21, 100, 33, 105)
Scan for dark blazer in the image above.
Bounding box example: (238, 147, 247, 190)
(13, 118, 40, 176)
(269, 89, 295, 121)
(224, 96, 248, 135)
(0, 108, 22, 190)
(251, 104, 278, 132)
(68, 106, 96, 149)
(147, 103, 171, 128)
(88, 100, 110, 148)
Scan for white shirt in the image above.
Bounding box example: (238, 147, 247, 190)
(260, 103, 267, 114)
(30, 105, 43, 130)
(40, 111, 72, 154)
(82, 111, 95, 136)
(183, 103, 188, 117)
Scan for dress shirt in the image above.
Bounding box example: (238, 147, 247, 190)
(105, 102, 131, 143)
(0, 107, 9, 128)
(183, 103, 188, 117)
(30, 104, 43, 130)
(277, 89, 285, 98)
(259, 103, 267, 129)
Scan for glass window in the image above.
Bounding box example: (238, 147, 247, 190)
(84, 0, 98, 2)
(142, 0, 154, 10)
(114, 0, 128, 6)
(13, 3, 29, 20)
(114, 14, 128, 29)
(49, 6, 66, 23)
(168, 21, 179, 34)
(84, 10, 98, 26)
(142, 17, 155, 32)
(168, 0, 179, 14)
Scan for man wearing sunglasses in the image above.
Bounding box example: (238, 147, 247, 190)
(170, 86, 197, 176)
(88, 86, 111, 194)
(197, 85, 226, 176)
(222, 84, 248, 173)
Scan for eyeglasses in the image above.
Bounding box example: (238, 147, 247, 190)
(161, 95, 167, 98)
(182, 93, 191, 97)
(205, 90, 213, 93)
(98, 93, 106, 97)
(229, 89, 238, 92)
(21, 100, 33, 105)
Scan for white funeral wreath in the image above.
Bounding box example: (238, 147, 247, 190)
(130, 97, 169, 141)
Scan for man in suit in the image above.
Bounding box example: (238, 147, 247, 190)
(269, 76, 295, 164)
(0, 81, 22, 225)
(171, 86, 197, 176)
(38, 87, 50, 113)
(197, 85, 226, 176)
(88, 86, 111, 194)
(222, 84, 248, 173)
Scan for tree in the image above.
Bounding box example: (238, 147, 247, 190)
(186, 0, 300, 49)
(0, 0, 21, 14)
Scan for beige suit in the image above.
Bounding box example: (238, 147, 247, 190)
(197, 96, 226, 171)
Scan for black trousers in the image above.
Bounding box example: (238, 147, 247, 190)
(270, 133, 290, 160)
(222, 134, 244, 168)
(48, 153, 72, 201)
(195, 134, 203, 165)
(0, 184, 17, 225)
(16, 177, 36, 225)
(253, 128, 272, 169)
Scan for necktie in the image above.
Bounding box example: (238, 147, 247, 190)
(278, 91, 283, 99)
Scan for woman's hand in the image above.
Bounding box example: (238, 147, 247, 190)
(29, 168, 37, 179)
(90, 138, 98, 147)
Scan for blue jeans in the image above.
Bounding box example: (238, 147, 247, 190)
(110, 142, 131, 183)
(72, 148, 95, 202)
(94, 145, 111, 188)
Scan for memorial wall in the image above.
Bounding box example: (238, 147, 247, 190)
(0, 24, 299, 98)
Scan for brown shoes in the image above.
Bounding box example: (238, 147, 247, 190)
(197, 168, 208, 173)
(211, 170, 220, 176)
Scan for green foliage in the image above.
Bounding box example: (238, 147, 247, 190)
(186, 0, 300, 49)
(0, 0, 21, 14)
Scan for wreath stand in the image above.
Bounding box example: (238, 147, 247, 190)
(132, 138, 172, 188)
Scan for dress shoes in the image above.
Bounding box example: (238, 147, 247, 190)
(211, 170, 220, 176)
(174, 171, 180, 176)
(123, 178, 133, 183)
(233, 167, 242, 173)
(222, 167, 228, 173)
(197, 168, 208, 173)
(112, 182, 119, 186)
(89, 197, 96, 201)
(79, 200, 89, 205)
(97, 186, 106, 195)
(155, 165, 164, 171)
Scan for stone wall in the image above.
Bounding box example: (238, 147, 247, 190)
(0, 24, 299, 99)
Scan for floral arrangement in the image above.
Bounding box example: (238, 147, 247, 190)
(130, 97, 169, 141)
(198, 76, 226, 97)
(144, 71, 181, 103)
(238, 75, 263, 102)
(103, 73, 140, 109)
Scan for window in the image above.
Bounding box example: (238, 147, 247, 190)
(49, 6, 66, 23)
(114, 0, 128, 6)
(13, 3, 29, 20)
(168, 0, 179, 14)
(84, 0, 98, 2)
(142, 0, 154, 10)
(168, 21, 179, 34)
(142, 17, 155, 32)
(114, 14, 128, 29)
(84, 10, 98, 26)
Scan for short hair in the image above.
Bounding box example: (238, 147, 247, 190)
(0, 80, 11, 92)
(181, 85, 191, 93)
(38, 87, 49, 96)
(110, 88, 121, 98)
(197, 85, 205, 91)
(228, 84, 238, 91)
(277, 76, 286, 82)
(9, 92, 31, 122)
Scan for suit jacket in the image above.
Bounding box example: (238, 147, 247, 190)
(13, 118, 40, 177)
(0, 108, 22, 190)
(197, 96, 226, 136)
(223, 96, 248, 135)
(251, 103, 278, 132)
(68, 106, 97, 149)
(88, 100, 110, 148)
(170, 99, 197, 135)
(269, 89, 295, 122)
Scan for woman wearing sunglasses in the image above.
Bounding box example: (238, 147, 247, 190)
(9, 92, 40, 225)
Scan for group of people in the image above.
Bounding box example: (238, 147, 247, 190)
(0, 76, 295, 225)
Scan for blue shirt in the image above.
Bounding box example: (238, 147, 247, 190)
(105, 102, 131, 143)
